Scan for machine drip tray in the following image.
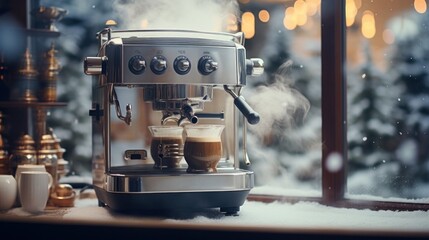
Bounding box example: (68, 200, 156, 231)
(105, 167, 254, 193)
(95, 168, 253, 215)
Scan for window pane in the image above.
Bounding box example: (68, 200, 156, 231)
(346, 0, 429, 199)
(239, 0, 322, 197)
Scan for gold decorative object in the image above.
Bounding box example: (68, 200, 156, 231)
(9, 134, 37, 176)
(40, 42, 61, 102)
(0, 111, 8, 174)
(37, 133, 58, 192)
(49, 183, 75, 207)
(0, 136, 8, 175)
(11, 49, 39, 102)
(48, 127, 68, 181)
(32, 6, 68, 32)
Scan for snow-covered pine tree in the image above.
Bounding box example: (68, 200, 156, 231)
(388, 11, 429, 197)
(346, 40, 401, 197)
(347, 40, 397, 171)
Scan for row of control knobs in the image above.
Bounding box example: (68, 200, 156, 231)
(128, 55, 218, 75)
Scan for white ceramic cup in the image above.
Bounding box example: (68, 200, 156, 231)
(19, 171, 50, 213)
(15, 164, 53, 191)
(0, 175, 17, 210)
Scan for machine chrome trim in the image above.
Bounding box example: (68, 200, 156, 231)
(105, 168, 254, 193)
(110, 29, 244, 44)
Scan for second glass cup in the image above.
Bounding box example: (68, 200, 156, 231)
(183, 124, 225, 173)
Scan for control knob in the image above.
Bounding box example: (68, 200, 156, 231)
(150, 56, 167, 74)
(174, 56, 191, 75)
(128, 55, 146, 75)
(198, 56, 218, 75)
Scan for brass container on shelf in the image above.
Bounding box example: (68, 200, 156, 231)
(48, 128, 68, 181)
(40, 43, 61, 102)
(0, 112, 10, 174)
(9, 134, 37, 176)
(10, 49, 39, 102)
(0, 111, 8, 144)
(32, 6, 68, 32)
(0, 134, 8, 175)
(37, 133, 58, 192)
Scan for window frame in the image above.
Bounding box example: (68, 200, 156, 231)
(248, 0, 429, 211)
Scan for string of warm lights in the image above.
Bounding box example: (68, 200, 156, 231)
(239, 0, 427, 40)
(414, 0, 428, 13)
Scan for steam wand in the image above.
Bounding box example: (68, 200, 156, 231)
(224, 85, 259, 166)
(223, 85, 260, 125)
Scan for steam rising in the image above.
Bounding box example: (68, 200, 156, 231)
(247, 61, 311, 144)
(113, 0, 239, 31)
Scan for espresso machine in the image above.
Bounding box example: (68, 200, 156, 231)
(84, 28, 263, 215)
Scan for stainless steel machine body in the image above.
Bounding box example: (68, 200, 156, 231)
(84, 28, 263, 215)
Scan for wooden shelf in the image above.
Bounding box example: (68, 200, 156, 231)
(25, 28, 61, 38)
(0, 101, 67, 108)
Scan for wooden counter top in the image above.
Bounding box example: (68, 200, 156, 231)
(1, 190, 428, 240)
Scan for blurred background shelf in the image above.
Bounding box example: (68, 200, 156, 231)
(25, 28, 61, 38)
(0, 101, 67, 108)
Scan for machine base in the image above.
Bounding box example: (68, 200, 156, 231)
(94, 185, 249, 216)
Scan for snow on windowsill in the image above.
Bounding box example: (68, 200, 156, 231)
(55, 186, 429, 234)
(251, 185, 429, 204)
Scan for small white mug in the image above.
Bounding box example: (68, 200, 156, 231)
(15, 164, 53, 193)
(19, 171, 50, 213)
(0, 175, 17, 210)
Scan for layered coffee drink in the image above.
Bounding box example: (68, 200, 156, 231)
(148, 126, 184, 169)
(150, 137, 184, 169)
(184, 137, 222, 173)
(183, 124, 224, 173)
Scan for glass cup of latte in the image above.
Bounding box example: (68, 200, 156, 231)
(148, 126, 184, 169)
(183, 124, 225, 173)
